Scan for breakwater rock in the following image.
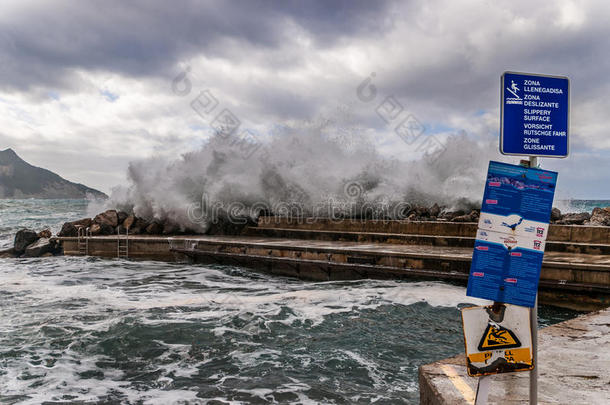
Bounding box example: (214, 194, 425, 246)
(54, 205, 610, 241)
(58, 210, 165, 237)
(383, 205, 610, 226)
(1, 228, 62, 258)
(553, 207, 610, 226)
(57, 209, 257, 238)
(321, 203, 610, 226)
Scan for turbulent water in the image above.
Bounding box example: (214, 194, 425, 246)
(0, 199, 584, 404)
(0, 199, 90, 249)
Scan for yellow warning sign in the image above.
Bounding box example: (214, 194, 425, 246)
(461, 304, 533, 377)
(478, 324, 521, 351)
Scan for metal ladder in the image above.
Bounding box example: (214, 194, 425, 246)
(117, 227, 129, 259)
(77, 227, 89, 256)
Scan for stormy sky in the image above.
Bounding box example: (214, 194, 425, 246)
(1, 0, 609, 198)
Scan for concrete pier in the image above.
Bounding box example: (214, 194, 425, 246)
(419, 307, 610, 404)
(54, 217, 610, 310)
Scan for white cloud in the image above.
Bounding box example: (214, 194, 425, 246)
(557, 0, 587, 29)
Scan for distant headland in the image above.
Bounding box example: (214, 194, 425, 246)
(0, 148, 107, 199)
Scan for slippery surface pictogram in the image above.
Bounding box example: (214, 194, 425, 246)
(477, 324, 521, 351)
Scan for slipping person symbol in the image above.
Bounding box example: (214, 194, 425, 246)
(506, 80, 521, 99)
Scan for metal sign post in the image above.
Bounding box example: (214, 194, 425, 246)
(528, 156, 538, 405)
(475, 375, 492, 405)
(529, 294, 538, 405)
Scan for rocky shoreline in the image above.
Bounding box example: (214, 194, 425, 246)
(392, 204, 610, 226)
(2, 205, 609, 259)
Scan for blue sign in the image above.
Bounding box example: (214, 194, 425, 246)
(467, 161, 558, 307)
(479, 161, 558, 227)
(501, 71, 569, 157)
(468, 230, 545, 307)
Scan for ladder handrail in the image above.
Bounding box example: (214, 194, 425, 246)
(117, 227, 129, 259)
(77, 226, 90, 256)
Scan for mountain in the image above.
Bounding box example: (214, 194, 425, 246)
(0, 148, 107, 199)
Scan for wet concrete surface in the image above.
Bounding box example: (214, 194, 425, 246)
(125, 234, 610, 266)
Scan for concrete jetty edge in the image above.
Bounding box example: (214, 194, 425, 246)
(418, 307, 610, 404)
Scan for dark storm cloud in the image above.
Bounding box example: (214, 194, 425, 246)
(371, 9, 610, 116)
(0, 0, 393, 91)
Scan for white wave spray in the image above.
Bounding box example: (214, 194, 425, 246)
(109, 122, 499, 232)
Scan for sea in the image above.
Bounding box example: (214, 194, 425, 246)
(0, 199, 596, 404)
